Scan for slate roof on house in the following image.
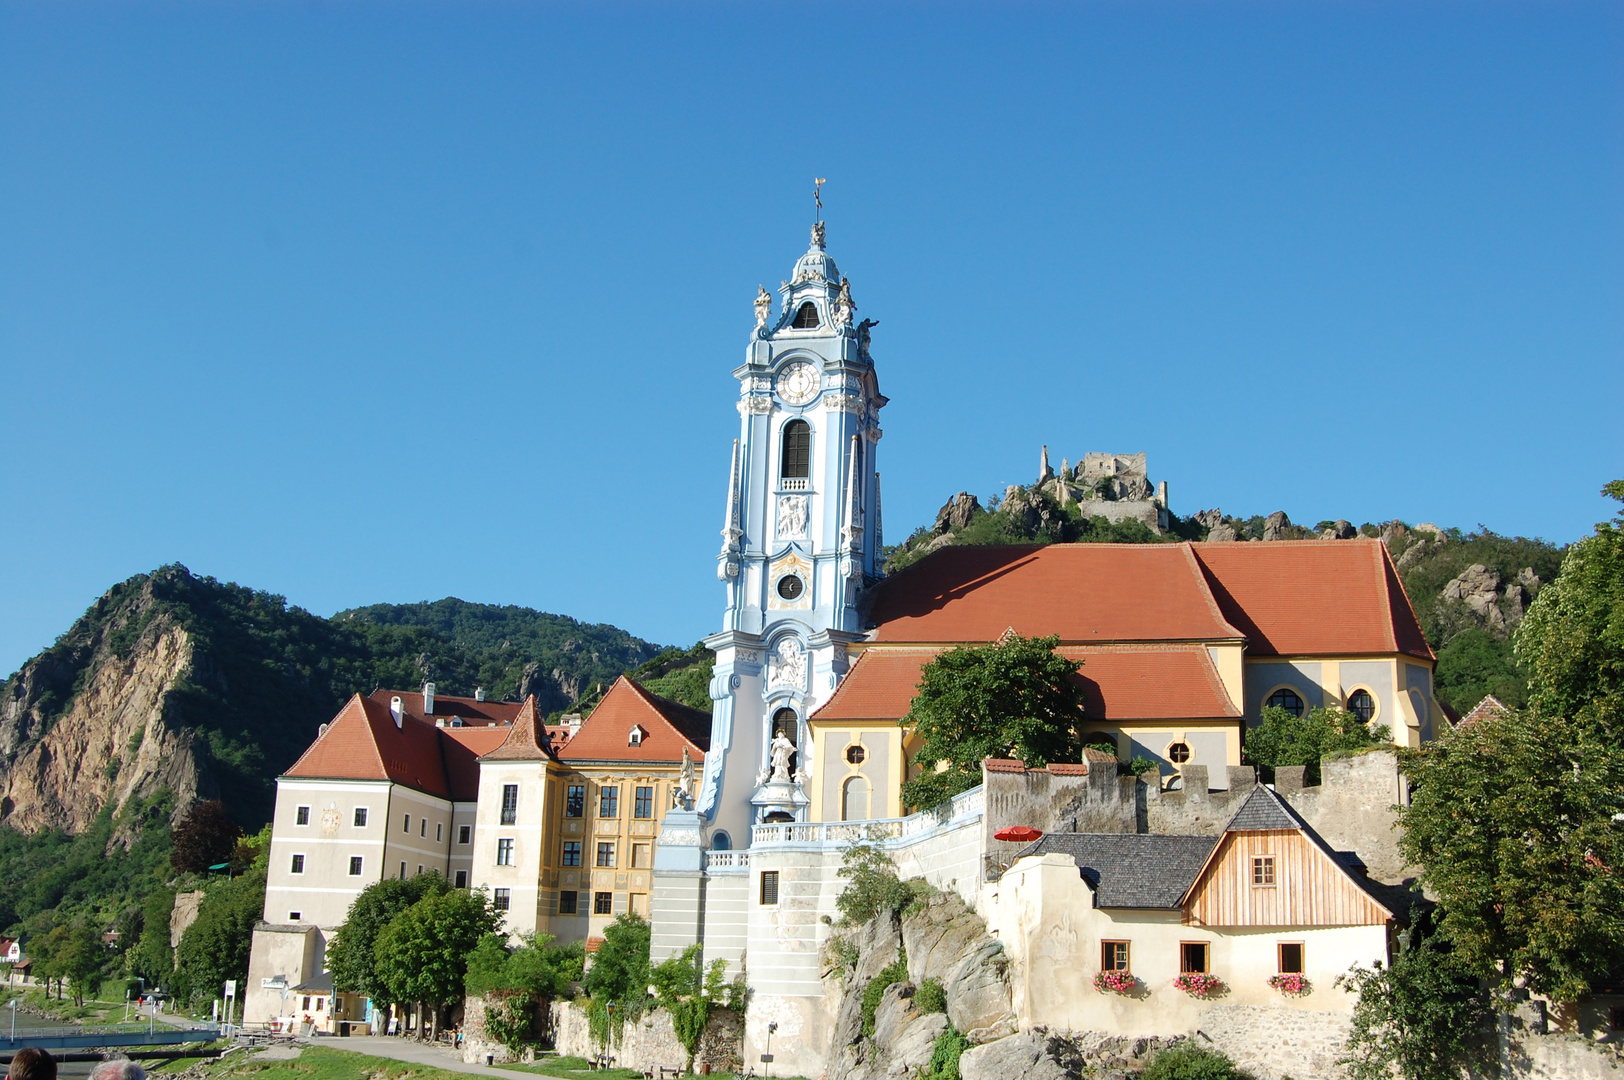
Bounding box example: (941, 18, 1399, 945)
(557, 676, 710, 764)
(1223, 784, 1303, 832)
(813, 643, 1240, 723)
(862, 539, 1432, 661)
(1016, 833, 1219, 908)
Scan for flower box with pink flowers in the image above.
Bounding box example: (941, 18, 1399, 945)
(1173, 972, 1224, 997)
(1268, 972, 1312, 996)
(1093, 970, 1138, 994)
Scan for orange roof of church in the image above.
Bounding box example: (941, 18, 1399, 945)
(558, 676, 710, 764)
(814, 643, 1240, 723)
(1190, 540, 1433, 659)
(865, 544, 1242, 644)
(864, 540, 1431, 661)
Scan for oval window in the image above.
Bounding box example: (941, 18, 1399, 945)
(777, 575, 805, 600)
(1167, 742, 1192, 764)
(1266, 688, 1305, 717)
(1347, 689, 1376, 723)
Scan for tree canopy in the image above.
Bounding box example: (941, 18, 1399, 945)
(900, 633, 1087, 808)
(1398, 482, 1624, 1000)
(170, 800, 242, 873)
(326, 874, 451, 1004)
(372, 887, 501, 1030)
(581, 914, 651, 1047)
(1243, 706, 1387, 783)
(649, 943, 729, 1074)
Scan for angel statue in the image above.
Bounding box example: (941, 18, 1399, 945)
(769, 730, 796, 784)
(834, 277, 855, 328)
(754, 285, 773, 329)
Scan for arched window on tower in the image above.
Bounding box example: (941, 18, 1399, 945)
(792, 302, 820, 329)
(781, 420, 810, 482)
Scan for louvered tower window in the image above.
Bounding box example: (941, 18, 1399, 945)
(781, 420, 810, 479)
(792, 302, 819, 328)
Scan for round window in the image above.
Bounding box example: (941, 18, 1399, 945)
(1347, 689, 1376, 723)
(1266, 688, 1305, 717)
(1167, 742, 1192, 764)
(777, 575, 805, 600)
(845, 745, 867, 765)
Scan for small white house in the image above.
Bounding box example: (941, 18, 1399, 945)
(982, 785, 1398, 1036)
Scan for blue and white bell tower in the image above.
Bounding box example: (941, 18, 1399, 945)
(697, 222, 887, 841)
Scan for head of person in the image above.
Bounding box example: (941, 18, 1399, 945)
(87, 1060, 144, 1080)
(6, 1048, 57, 1080)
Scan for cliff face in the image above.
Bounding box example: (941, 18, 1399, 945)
(0, 576, 210, 838)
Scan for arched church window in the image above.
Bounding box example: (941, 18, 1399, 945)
(1347, 689, 1376, 723)
(842, 776, 871, 821)
(792, 302, 820, 329)
(1266, 688, 1305, 717)
(781, 420, 810, 479)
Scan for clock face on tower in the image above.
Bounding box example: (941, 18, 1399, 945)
(776, 362, 820, 406)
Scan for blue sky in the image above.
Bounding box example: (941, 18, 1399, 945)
(2, 1, 1620, 675)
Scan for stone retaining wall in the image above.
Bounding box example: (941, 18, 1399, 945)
(550, 1001, 743, 1074)
(1196, 1004, 1352, 1080)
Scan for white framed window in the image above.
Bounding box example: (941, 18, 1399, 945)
(353, 807, 369, 828)
(295, 805, 311, 826)
(348, 856, 364, 876)
(454, 870, 468, 888)
(290, 854, 305, 874)
(402, 813, 411, 834)
(497, 838, 515, 866)
(458, 825, 471, 844)
(436, 822, 443, 843)
(494, 888, 511, 912)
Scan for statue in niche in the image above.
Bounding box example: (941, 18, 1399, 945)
(769, 636, 807, 691)
(777, 495, 808, 540)
(755, 285, 773, 329)
(769, 730, 796, 784)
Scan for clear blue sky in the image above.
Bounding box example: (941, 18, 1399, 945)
(3, 2, 1620, 676)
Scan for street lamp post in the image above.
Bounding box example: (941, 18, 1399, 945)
(10, 997, 18, 1043)
(763, 1021, 779, 1079)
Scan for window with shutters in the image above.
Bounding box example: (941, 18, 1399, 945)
(1101, 941, 1130, 972)
(760, 871, 780, 905)
(781, 420, 810, 480)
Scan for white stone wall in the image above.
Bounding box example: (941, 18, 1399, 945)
(549, 1000, 744, 1073)
(263, 779, 392, 928)
(470, 759, 549, 939)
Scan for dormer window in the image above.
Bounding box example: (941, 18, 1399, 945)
(781, 420, 810, 480)
(629, 726, 646, 747)
(792, 302, 819, 329)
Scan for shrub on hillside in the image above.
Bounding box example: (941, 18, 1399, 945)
(1142, 1039, 1255, 1080)
(1244, 706, 1387, 783)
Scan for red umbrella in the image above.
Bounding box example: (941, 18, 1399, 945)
(994, 826, 1043, 843)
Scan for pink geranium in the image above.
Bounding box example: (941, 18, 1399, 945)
(1093, 970, 1137, 994)
(1268, 972, 1312, 996)
(1173, 972, 1224, 996)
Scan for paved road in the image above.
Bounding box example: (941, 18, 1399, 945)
(299, 1035, 545, 1079)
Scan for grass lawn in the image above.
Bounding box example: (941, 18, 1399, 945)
(507, 1056, 810, 1080)
(155, 1046, 468, 1080)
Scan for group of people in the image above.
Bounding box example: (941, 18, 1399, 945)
(5, 1048, 146, 1080)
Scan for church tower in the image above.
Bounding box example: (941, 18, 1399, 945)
(697, 222, 886, 843)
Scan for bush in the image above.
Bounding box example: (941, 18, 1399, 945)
(836, 843, 912, 925)
(915, 977, 947, 1014)
(860, 953, 909, 1037)
(1142, 1039, 1255, 1080)
(1244, 706, 1386, 783)
(921, 1025, 970, 1080)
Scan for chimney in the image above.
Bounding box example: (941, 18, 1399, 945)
(423, 682, 436, 716)
(390, 696, 404, 729)
(475, 687, 485, 703)
(318, 722, 330, 738)
(435, 718, 446, 728)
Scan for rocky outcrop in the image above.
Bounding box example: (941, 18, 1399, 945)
(1444, 563, 1508, 630)
(1262, 511, 1293, 542)
(901, 891, 1015, 1039)
(1206, 522, 1240, 542)
(935, 493, 982, 534)
(1319, 519, 1356, 540)
(958, 1029, 1168, 1080)
(1, 587, 206, 838)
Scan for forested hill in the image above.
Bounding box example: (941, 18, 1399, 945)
(0, 566, 668, 837)
(334, 598, 665, 709)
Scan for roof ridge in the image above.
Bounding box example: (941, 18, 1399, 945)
(480, 695, 551, 761)
(282, 693, 386, 779)
(1179, 542, 1246, 641)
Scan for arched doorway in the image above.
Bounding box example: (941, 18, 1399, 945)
(842, 775, 871, 821)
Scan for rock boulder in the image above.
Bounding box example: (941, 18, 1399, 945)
(900, 891, 1014, 1037)
(1262, 511, 1293, 541)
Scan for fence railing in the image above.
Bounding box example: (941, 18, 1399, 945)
(702, 850, 751, 870)
(749, 785, 983, 849)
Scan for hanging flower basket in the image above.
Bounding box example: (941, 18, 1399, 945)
(1093, 970, 1138, 994)
(1268, 973, 1312, 997)
(1173, 972, 1224, 997)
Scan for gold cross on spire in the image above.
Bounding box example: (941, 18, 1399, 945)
(814, 177, 827, 220)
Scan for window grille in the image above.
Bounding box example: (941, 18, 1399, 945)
(501, 784, 519, 825)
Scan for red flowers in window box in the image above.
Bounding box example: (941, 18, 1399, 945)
(1268, 973, 1312, 996)
(1093, 970, 1137, 994)
(1173, 972, 1224, 996)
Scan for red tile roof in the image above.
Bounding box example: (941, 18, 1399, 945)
(481, 697, 552, 762)
(283, 694, 454, 798)
(441, 725, 513, 798)
(1459, 694, 1509, 727)
(983, 751, 1116, 775)
(864, 540, 1432, 661)
(865, 545, 1242, 644)
(1190, 540, 1433, 660)
(813, 644, 1240, 723)
(367, 690, 523, 727)
(558, 677, 710, 764)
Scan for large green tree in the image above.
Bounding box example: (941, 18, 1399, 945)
(173, 864, 266, 1005)
(581, 914, 651, 1050)
(1243, 705, 1387, 783)
(649, 944, 729, 1074)
(372, 887, 500, 1037)
(326, 873, 450, 1006)
(1398, 482, 1624, 1000)
(900, 633, 1087, 808)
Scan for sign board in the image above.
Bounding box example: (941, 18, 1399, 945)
(759, 1054, 774, 1063)
(261, 977, 288, 990)
(225, 980, 237, 997)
